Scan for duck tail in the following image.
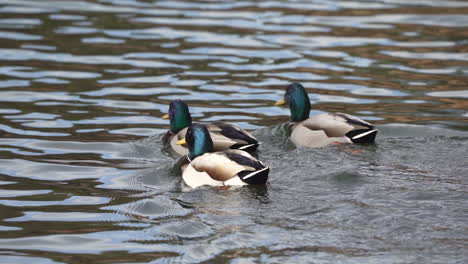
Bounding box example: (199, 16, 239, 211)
(345, 128, 378, 143)
(238, 167, 269, 185)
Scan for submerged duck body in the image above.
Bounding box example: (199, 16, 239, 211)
(276, 82, 377, 148)
(163, 100, 258, 156)
(178, 124, 269, 188)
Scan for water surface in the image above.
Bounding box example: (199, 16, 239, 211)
(0, 0, 467, 263)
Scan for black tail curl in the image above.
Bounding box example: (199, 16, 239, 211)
(238, 167, 269, 185)
(345, 129, 378, 143)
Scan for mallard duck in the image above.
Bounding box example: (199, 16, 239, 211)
(274, 82, 378, 148)
(176, 124, 269, 188)
(162, 100, 258, 156)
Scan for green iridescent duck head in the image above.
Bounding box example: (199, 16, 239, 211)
(163, 100, 192, 134)
(177, 124, 213, 160)
(275, 82, 311, 122)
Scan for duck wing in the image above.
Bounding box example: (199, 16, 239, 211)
(333, 113, 378, 143)
(223, 150, 269, 185)
(207, 122, 258, 152)
(334, 113, 373, 129)
(183, 150, 268, 187)
(300, 113, 373, 137)
(292, 113, 377, 145)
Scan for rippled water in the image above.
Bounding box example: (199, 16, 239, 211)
(1, 0, 467, 263)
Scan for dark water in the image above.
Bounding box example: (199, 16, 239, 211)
(1, 0, 468, 263)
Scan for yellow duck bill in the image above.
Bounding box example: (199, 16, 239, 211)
(274, 98, 286, 106)
(176, 138, 186, 145)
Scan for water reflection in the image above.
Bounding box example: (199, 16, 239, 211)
(0, 0, 467, 263)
